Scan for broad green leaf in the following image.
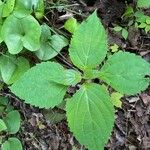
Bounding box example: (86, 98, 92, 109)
(10, 62, 68, 108)
(99, 52, 150, 95)
(0, 55, 30, 84)
(1, 138, 22, 150)
(2, 0, 15, 17)
(1, 14, 41, 54)
(14, 0, 44, 19)
(0, 119, 7, 132)
(66, 83, 114, 150)
(111, 92, 123, 108)
(137, 0, 150, 8)
(64, 17, 80, 34)
(35, 24, 68, 60)
(69, 11, 108, 71)
(3, 110, 21, 134)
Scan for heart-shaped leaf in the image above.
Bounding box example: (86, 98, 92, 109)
(35, 24, 68, 60)
(3, 110, 21, 134)
(66, 83, 114, 150)
(14, 0, 44, 19)
(1, 14, 41, 54)
(1, 138, 22, 150)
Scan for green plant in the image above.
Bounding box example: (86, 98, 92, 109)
(0, 0, 68, 84)
(122, 6, 150, 33)
(9, 11, 150, 150)
(135, 11, 150, 33)
(0, 0, 44, 54)
(113, 26, 129, 40)
(0, 96, 22, 150)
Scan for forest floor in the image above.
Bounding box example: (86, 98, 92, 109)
(1, 0, 150, 149)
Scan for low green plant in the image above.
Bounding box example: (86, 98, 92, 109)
(0, 0, 67, 57)
(122, 6, 150, 33)
(113, 26, 129, 40)
(0, 96, 22, 150)
(135, 11, 150, 33)
(9, 11, 150, 150)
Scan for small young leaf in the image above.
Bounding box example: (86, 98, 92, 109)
(122, 6, 134, 18)
(138, 23, 147, 28)
(54, 69, 82, 86)
(64, 17, 79, 34)
(3, 110, 21, 134)
(113, 26, 122, 32)
(1, 14, 41, 54)
(1, 137, 22, 150)
(134, 11, 145, 18)
(110, 44, 119, 52)
(43, 109, 66, 124)
(35, 24, 68, 60)
(145, 25, 150, 33)
(137, 0, 150, 8)
(111, 92, 123, 108)
(99, 52, 150, 95)
(69, 11, 108, 71)
(10, 62, 68, 108)
(121, 28, 128, 40)
(0, 119, 7, 132)
(66, 83, 114, 150)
